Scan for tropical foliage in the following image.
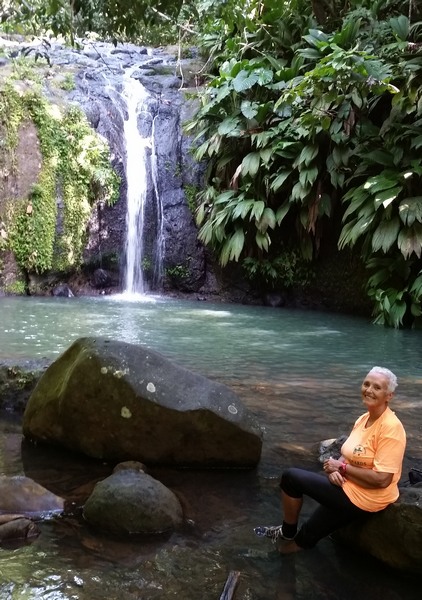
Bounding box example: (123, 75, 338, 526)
(185, 0, 422, 327)
(1, 0, 422, 326)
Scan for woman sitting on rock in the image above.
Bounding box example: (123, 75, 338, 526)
(255, 366, 406, 554)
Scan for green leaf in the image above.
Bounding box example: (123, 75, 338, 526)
(233, 70, 259, 92)
(299, 166, 318, 187)
(399, 197, 422, 226)
(373, 186, 402, 209)
(271, 170, 292, 192)
(257, 207, 276, 232)
(232, 199, 255, 220)
(251, 200, 265, 221)
(390, 15, 409, 41)
(410, 273, 422, 299)
(275, 202, 290, 224)
(218, 117, 241, 136)
(241, 153, 261, 177)
(364, 175, 398, 194)
(255, 231, 270, 252)
(297, 144, 319, 167)
(303, 29, 329, 48)
(338, 215, 372, 248)
(240, 100, 259, 120)
(410, 135, 422, 150)
(371, 217, 401, 253)
(398, 223, 422, 258)
(362, 150, 394, 167)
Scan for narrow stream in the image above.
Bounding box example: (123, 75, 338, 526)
(0, 296, 421, 599)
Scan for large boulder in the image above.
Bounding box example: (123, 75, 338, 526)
(335, 485, 422, 574)
(83, 465, 183, 536)
(22, 337, 262, 468)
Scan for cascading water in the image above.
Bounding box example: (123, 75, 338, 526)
(121, 72, 164, 296)
(150, 115, 164, 287)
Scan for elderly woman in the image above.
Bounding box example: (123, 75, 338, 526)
(255, 366, 406, 554)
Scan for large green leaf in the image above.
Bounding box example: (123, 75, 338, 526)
(364, 175, 399, 194)
(218, 117, 242, 136)
(275, 202, 290, 224)
(232, 199, 255, 219)
(338, 215, 372, 248)
(389, 15, 409, 41)
(233, 70, 259, 92)
(241, 152, 261, 177)
(373, 186, 402, 209)
(398, 223, 422, 258)
(410, 273, 422, 299)
(399, 197, 422, 226)
(240, 100, 259, 120)
(257, 207, 276, 232)
(362, 150, 394, 167)
(271, 170, 292, 192)
(251, 200, 265, 221)
(371, 217, 401, 253)
(255, 231, 270, 252)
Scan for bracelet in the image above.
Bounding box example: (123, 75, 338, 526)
(339, 462, 347, 476)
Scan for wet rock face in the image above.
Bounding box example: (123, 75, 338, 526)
(59, 42, 207, 293)
(22, 336, 263, 468)
(0, 40, 207, 295)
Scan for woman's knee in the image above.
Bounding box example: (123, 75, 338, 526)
(280, 467, 306, 497)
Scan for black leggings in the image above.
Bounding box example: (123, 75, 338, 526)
(280, 467, 369, 548)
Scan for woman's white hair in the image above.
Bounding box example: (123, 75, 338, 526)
(368, 366, 398, 392)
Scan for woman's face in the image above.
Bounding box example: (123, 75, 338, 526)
(361, 371, 393, 411)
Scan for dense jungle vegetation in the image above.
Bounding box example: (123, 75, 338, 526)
(1, 0, 422, 327)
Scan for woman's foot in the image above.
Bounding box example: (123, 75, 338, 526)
(277, 540, 303, 554)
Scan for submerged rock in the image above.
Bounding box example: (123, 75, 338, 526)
(0, 475, 64, 517)
(0, 514, 40, 543)
(83, 467, 183, 536)
(22, 336, 263, 468)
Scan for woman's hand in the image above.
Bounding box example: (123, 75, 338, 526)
(323, 457, 344, 474)
(328, 471, 345, 487)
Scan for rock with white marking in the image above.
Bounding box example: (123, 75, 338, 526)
(23, 337, 262, 468)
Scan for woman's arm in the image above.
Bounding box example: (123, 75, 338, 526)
(324, 457, 393, 488)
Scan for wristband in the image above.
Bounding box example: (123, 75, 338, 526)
(339, 462, 347, 476)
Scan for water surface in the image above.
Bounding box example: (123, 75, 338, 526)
(0, 295, 421, 599)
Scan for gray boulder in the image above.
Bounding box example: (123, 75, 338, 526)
(83, 466, 183, 535)
(22, 337, 263, 467)
(335, 485, 422, 574)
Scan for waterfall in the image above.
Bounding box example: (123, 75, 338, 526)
(150, 115, 165, 288)
(122, 74, 152, 296)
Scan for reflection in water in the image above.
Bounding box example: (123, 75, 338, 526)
(0, 296, 421, 599)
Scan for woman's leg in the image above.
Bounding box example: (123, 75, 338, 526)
(280, 467, 367, 549)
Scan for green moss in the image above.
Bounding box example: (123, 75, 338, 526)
(184, 184, 200, 214)
(0, 69, 120, 276)
(4, 280, 27, 295)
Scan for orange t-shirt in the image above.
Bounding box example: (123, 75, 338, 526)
(340, 407, 406, 512)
